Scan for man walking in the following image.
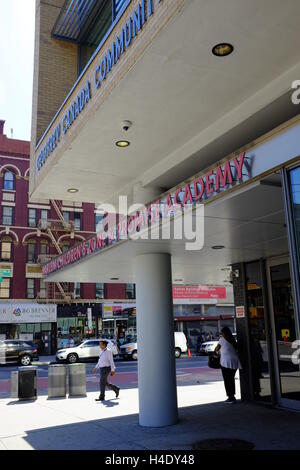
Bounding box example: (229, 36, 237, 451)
(93, 340, 120, 401)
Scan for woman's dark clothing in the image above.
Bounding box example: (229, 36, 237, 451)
(221, 366, 237, 399)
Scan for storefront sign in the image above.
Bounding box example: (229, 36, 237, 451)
(36, 0, 164, 174)
(0, 304, 57, 324)
(236, 306, 245, 318)
(173, 286, 226, 300)
(103, 304, 136, 319)
(43, 152, 250, 276)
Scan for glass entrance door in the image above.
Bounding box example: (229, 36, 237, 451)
(267, 257, 300, 408)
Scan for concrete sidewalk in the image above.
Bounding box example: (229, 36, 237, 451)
(1, 379, 300, 451)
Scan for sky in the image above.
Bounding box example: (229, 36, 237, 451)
(0, 0, 35, 141)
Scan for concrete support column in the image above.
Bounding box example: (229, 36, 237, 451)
(134, 253, 178, 427)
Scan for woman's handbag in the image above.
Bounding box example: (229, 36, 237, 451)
(208, 353, 221, 369)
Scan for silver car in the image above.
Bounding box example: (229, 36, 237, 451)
(56, 339, 119, 364)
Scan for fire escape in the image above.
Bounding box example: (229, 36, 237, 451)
(37, 200, 75, 304)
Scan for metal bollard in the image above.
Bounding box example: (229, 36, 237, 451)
(48, 364, 67, 398)
(17, 366, 38, 401)
(68, 363, 86, 397)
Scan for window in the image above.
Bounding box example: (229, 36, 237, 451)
(41, 210, 49, 221)
(1, 238, 12, 261)
(74, 213, 81, 230)
(0, 279, 10, 298)
(84, 340, 99, 347)
(28, 209, 37, 228)
(27, 240, 37, 263)
(79, 0, 113, 74)
(62, 241, 70, 253)
(95, 212, 105, 232)
(3, 171, 15, 190)
(74, 282, 81, 299)
(39, 280, 47, 299)
(62, 211, 70, 223)
(126, 283, 136, 299)
(2, 207, 13, 226)
(27, 279, 35, 299)
(40, 240, 49, 256)
(96, 283, 104, 299)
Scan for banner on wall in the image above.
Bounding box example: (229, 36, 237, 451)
(0, 304, 57, 324)
(173, 286, 226, 301)
(102, 304, 136, 319)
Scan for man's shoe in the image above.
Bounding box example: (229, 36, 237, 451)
(95, 397, 105, 402)
(115, 388, 120, 398)
(225, 397, 236, 404)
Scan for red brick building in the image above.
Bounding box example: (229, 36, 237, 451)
(0, 120, 136, 353)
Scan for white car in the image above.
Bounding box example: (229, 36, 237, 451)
(199, 341, 219, 355)
(56, 339, 119, 364)
(119, 331, 188, 360)
(200, 333, 237, 355)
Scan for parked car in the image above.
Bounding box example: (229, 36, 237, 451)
(200, 333, 237, 355)
(55, 338, 119, 364)
(119, 332, 188, 360)
(0, 340, 39, 366)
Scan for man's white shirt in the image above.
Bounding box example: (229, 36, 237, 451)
(95, 348, 116, 371)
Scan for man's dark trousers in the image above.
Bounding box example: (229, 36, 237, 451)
(99, 366, 119, 399)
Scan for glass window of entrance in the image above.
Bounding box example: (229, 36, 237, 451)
(245, 261, 271, 402)
(289, 166, 300, 272)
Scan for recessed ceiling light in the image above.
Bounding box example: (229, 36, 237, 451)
(212, 43, 234, 57)
(212, 245, 225, 250)
(67, 188, 79, 193)
(116, 140, 130, 148)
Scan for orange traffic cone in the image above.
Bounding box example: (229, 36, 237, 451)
(187, 347, 191, 358)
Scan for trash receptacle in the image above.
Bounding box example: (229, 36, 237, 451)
(68, 363, 86, 397)
(48, 364, 67, 398)
(11, 371, 19, 399)
(17, 366, 38, 400)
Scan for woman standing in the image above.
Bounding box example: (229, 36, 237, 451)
(215, 327, 241, 404)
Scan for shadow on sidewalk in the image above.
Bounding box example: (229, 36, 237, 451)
(19, 400, 300, 451)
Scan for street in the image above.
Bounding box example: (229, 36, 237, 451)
(0, 356, 223, 398)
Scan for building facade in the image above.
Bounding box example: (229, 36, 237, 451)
(1, 119, 232, 353)
(0, 119, 137, 352)
(29, 0, 300, 426)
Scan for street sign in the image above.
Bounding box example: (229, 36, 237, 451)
(236, 306, 245, 318)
